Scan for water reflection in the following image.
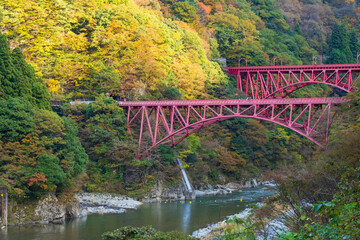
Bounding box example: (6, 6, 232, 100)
(1, 187, 276, 240)
(182, 201, 191, 233)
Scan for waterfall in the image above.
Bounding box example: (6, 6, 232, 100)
(176, 158, 193, 193)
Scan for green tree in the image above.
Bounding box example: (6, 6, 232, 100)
(59, 117, 88, 177)
(327, 23, 353, 63)
(0, 98, 35, 142)
(294, 22, 302, 35)
(11, 47, 50, 109)
(0, 34, 50, 108)
(172, 2, 198, 23)
(34, 154, 66, 190)
(0, 34, 19, 98)
(349, 29, 359, 61)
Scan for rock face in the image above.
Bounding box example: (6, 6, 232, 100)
(145, 179, 261, 200)
(66, 200, 81, 219)
(33, 195, 66, 224)
(8, 193, 81, 225)
(194, 179, 261, 196)
(124, 168, 144, 184)
(144, 181, 187, 200)
(161, 183, 187, 200)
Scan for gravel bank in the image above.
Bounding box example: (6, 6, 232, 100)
(76, 193, 141, 215)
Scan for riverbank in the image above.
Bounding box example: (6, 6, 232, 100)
(192, 207, 254, 238)
(2, 186, 278, 240)
(194, 179, 263, 196)
(2, 179, 270, 227)
(191, 181, 279, 239)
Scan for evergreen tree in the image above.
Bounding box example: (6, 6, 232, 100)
(60, 117, 88, 177)
(11, 47, 33, 101)
(0, 97, 35, 142)
(0, 33, 50, 109)
(294, 22, 302, 35)
(327, 23, 353, 64)
(349, 30, 359, 62)
(0, 34, 20, 98)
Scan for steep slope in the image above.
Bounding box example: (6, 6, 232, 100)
(0, 0, 226, 100)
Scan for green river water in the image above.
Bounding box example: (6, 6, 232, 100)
(1, 187, 276, 240)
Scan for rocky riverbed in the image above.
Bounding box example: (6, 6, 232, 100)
(76, 179, 266, 215)
(76, 193, 141, 215)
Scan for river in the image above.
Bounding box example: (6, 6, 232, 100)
(1, 186, 276, 240)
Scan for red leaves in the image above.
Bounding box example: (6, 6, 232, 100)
(27, 172, 48, 190)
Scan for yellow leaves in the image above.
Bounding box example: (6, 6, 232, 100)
(63, 32, 89, 52)
(13, 188, 24, 196)
(171, 56, 208, 99)
(179, 150, 192, 165)
(173, 32, 182, 40)
(210, 12, 242, 31)
(47, 79, 61, 93)
(240, 19, 258, 38)
(1, 0, 225, 99)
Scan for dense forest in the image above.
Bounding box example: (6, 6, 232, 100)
(1, 0, 360, 238)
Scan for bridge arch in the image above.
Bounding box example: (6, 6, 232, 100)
(139, 115, 322, 159)
(267, 81, 353, 99)
(120, 98, 348, 159)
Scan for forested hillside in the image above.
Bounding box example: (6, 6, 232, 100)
(0, 1, 359, 234)
(0, 34, 87, 198)
(0, 0, 227, 100)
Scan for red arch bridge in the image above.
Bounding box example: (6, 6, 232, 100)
(225, 63, 360, 99)
(119, 97, 349, 159)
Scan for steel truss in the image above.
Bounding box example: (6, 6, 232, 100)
(119, 98, 349, 159)
(225, 64, 360, 99)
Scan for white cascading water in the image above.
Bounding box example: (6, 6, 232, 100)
(176, 158, 193, 193)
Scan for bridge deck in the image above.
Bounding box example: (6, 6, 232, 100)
(226, 63, 360, 74)
(118, 97, 349, 107)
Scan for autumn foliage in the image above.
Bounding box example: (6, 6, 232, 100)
(27, 172, 47, 190)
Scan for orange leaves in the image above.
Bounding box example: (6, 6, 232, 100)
(27, 172, 48, 190)
(198, 2, 211, 16)
(355, 7, 360, 18)
(215, 146, 246, 173)
(1, 135, 45, 167)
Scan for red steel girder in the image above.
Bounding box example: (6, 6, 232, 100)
(119, 98, 349, 159)
(225, 63, 360, 99)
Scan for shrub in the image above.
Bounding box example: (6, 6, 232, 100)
(102, 226, 195, 240)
